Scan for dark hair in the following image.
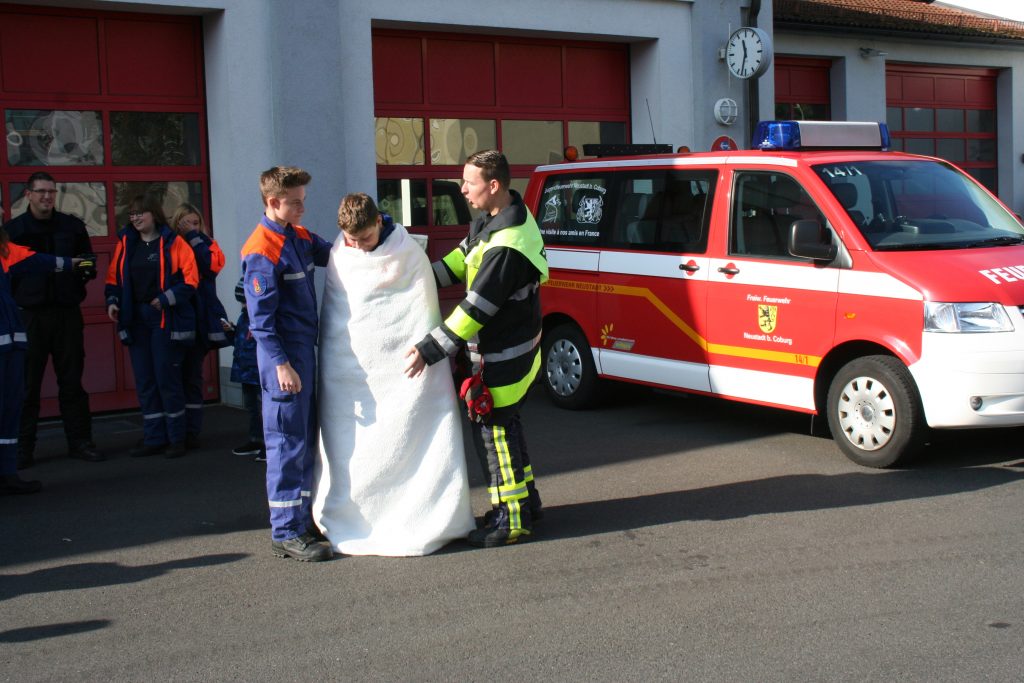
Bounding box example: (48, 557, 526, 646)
(466, 149, 510, 189)
(0, 227, 8, 259)
(260, 166, 311, 203)
(337, 192, 380, 234)
(27, 171, 56, 190)
(128, 194, 168, 226)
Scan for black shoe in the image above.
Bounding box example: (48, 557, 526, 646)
(232, 440, 264, 456)
(130, 443, 166, 458)
(0, 474, 42, 495)
(164, 442, 186, 459)
(185, 434, 201, 451)
(16, 449, 35, 470)
(271, 533, 333, 562)
(307, 524, 328, 543)
(69, 442, 105, 462)
(254, 450, 267, 462)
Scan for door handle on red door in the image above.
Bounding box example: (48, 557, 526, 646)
(678, 263, 700, 272)
(717, 265, 740, 275)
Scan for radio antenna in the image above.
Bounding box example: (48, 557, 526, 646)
(646, 98, 657, 144)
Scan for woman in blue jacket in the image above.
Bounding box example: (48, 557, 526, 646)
(170, 203, 230, 451)
(1, 227, 82, 494)
(105, 196, 199, 459)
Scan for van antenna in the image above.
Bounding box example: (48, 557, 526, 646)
(646, 98, 657, 144)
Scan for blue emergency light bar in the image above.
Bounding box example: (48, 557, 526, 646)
(752, 120, 891, 151)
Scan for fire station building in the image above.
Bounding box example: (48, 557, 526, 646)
(1, 0, 1022, 412)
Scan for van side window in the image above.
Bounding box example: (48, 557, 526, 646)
(731, 172, 825, 259)
(610, 170, 715, 253)
(538, 176, 610, 247)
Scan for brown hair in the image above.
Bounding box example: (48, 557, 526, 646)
(337, 192, 380, 235)
(128, 194, 168, 227)
(260, 166, 311, 204)
(169, 202, 206, 235)
(466, 149, 510, 189)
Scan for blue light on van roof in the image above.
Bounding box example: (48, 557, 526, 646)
(752, 120, 891, 151)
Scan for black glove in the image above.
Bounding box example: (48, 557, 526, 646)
(75, 253, 97, 281)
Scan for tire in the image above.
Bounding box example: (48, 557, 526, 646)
(826, 355, 926, 468)
(541, 323, 600, 410)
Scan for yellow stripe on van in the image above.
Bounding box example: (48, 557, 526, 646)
(545, 278, 822, 368)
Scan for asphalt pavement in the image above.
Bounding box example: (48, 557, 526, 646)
(2, 386, 1023, 681)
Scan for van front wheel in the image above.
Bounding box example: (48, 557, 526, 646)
(826, 355, 926, 468)
(542, 323, 600, 410)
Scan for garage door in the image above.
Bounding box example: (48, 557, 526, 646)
(886, 64, 997, 192)
(0, 4, 215, 416)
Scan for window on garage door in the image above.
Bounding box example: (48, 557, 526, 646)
(885, 65, 997, 193)
(372, 30, 631, 252)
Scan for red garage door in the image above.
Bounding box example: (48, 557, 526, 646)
(0, 4, 215, 416)
(372, 30, 631, 277)
(774, 57, 832, 121)
(886, 64, 998, 192)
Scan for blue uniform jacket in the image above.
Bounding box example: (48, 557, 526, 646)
(1, 243, 72, 353)
(240, 216, 332, 367)
(104, 224, 199, 346)
(230, 275, 259, 385)
(184, 229, 230, 349)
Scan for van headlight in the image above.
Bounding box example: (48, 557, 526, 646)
(924, 302, 1013, 333)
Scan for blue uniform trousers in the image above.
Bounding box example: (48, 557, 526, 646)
(259, 343, 317, 541)
(182, 344, 208, 438)
(128, 304, 187, 446)
(0, 349, 26, 475)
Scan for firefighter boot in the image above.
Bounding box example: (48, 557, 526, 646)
(468, 505, 532, 548)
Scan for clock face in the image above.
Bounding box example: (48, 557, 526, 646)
(727, 27, 772, 80)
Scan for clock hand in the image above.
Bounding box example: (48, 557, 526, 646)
(742, 40, 749, 74)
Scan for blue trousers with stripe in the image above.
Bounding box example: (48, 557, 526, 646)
(258, 344, 317, 541)
(0, 349, 25, 475)
(182, 344, 208, 437)
(128, 304, 187, 446)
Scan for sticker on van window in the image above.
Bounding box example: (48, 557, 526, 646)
(542, 194, 561, 223)
(577, 194, 604, 225)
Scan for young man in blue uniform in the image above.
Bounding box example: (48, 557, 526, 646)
(241, 166, 334, 562)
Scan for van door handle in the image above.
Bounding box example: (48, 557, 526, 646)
(678, 263, 700, 272)
(718, 265, 740, 275)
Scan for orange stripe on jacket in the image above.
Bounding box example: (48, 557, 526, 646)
(1, 242, 37, 269)
(240, 223, 313, 264)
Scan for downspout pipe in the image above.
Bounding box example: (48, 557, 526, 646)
(748, 0, 763, 137)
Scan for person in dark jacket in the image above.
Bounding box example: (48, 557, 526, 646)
(3, 172, 102, 468)
(405, 150, 548, 548)
(170, 203, 230, 451)
(229, 275, 264, 460)
(105, 195, 199, 459)
(1, 227, 86, 494)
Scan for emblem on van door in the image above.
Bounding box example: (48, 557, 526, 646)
(758, 305, 778, 334)
(577, 195, 604, 224)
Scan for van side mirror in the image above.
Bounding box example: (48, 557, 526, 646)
(789, 219, 838, 261)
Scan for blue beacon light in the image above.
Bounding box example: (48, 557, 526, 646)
(752, 120, 891, 151)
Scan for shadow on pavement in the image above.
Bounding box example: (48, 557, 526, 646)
(536, 465, 1024, 542)
(0, 619, 111, 644)
(0, 553, 248, 603)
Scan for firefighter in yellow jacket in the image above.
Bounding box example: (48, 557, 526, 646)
(405, 150, 548, 548)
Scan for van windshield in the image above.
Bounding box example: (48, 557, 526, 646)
(812, 160, 1024, 251)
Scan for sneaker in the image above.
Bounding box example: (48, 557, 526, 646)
(130, 442, 166, 458)
(254, 450, 267, 462)
(184, 433, 201, 451)
(232, 440, 264, 456)
(164, 442, 186, 459)
(0, 474, 42, 495)
(271, 533, 333, 562)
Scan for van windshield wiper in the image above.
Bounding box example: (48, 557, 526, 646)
(874, 242, 965, 252)
(963, 235, 1024, 248)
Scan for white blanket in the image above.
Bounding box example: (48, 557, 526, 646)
(313, 223, 474, 556)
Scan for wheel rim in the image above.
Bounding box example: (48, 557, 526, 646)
(546, 338, 582, 397)
(835, 375, 897, 452)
